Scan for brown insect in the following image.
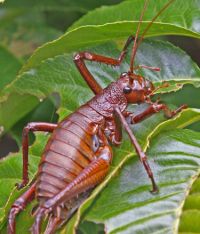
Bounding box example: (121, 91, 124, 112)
(8, 0, 187, 233)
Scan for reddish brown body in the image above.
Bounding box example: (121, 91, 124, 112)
(37, 106, 104, 202)
(7, 0, 187, 233)
(36, 81, 129, 205)
(37, 101, 107, 202)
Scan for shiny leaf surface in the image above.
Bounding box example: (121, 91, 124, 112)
(1, 40, 200, 132)
(21, 0, 200, 72)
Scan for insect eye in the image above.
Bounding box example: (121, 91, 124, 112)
(123, 86, 132, 94)
(121, 72, 127, 77)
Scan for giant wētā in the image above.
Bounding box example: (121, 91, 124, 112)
(8, 0, 187, 233)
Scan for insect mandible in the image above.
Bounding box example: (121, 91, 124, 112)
(8, 0, 187, 233)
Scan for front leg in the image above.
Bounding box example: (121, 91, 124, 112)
(117, 103, 187, 192)
(104, 111, 122, 146)
(115, 107, 158, 193)
(124, 103, 187, 124)
(104, 120, 121, 146)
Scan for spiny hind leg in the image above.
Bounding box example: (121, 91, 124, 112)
(31, 144, 112, 234)
(8, 182, 36, 234)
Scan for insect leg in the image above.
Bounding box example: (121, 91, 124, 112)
(44, 215, 62, 234)
(73, 36, 135, 95)
(8, 182, 36, 234)
(31, 145, 112, 232)
(115, 107, 158, 193)
(18, 122, 57, 189)
(105, 111, 122, 146)
(124, 103, 187, 124)
(162, 104, 188, 118)
(134, 64, 160, 72)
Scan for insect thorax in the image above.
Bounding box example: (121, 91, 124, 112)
(88, 82, 127, 118)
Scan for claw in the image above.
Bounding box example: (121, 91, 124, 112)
(169, 104, 188, 119)
(8, 206, 22, 234)
(44, 215, 61, 234)
(15, 183, 24, 190)
(148, 171, 159, 194)
(8, 182, 35, 233)
(150, 183, 159, 194)
(31, 206, 52, 234)
(31, 207, 46, 234)
(15, 179, 29, 190)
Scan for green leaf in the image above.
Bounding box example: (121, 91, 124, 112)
(70, 0, 200, 30)
(0, 93, 39, 132)
(160, 84, 200, 132)
(0, 0, 122, 58)
(20, 0, 200, 72)
(179, 177, 200, 233)
(10, 40, 200, 95)
(78, 221, 104, 234)
(0, 1, 200, 231)
(2, 0, 122, 13)
(0, 9, 62, 58)
(0, 45, 21, 90)
(10, 95, 59, 146)
(1, 0, 200, 133)
(1, 106, 200, 233)
(62, 105, 200, 234)
(1, 40, 200, 128)
(75, 129, 200, 234)
(0, 133, 48, 231)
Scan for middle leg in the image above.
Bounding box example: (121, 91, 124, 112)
(18, 122, 57, 189)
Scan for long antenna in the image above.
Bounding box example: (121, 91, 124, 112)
(129, 0, 149, 73)
(129, 0, 176, 73)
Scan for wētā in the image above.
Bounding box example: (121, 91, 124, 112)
(8, 0, 187, 233)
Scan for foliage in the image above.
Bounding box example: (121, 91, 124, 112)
(0, 0, 200, 233)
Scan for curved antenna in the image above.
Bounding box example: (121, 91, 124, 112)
(129, 0, 149, 73)
(129, 0, 176, 73)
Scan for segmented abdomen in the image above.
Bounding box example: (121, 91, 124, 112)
(35, 106, 104, 204)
